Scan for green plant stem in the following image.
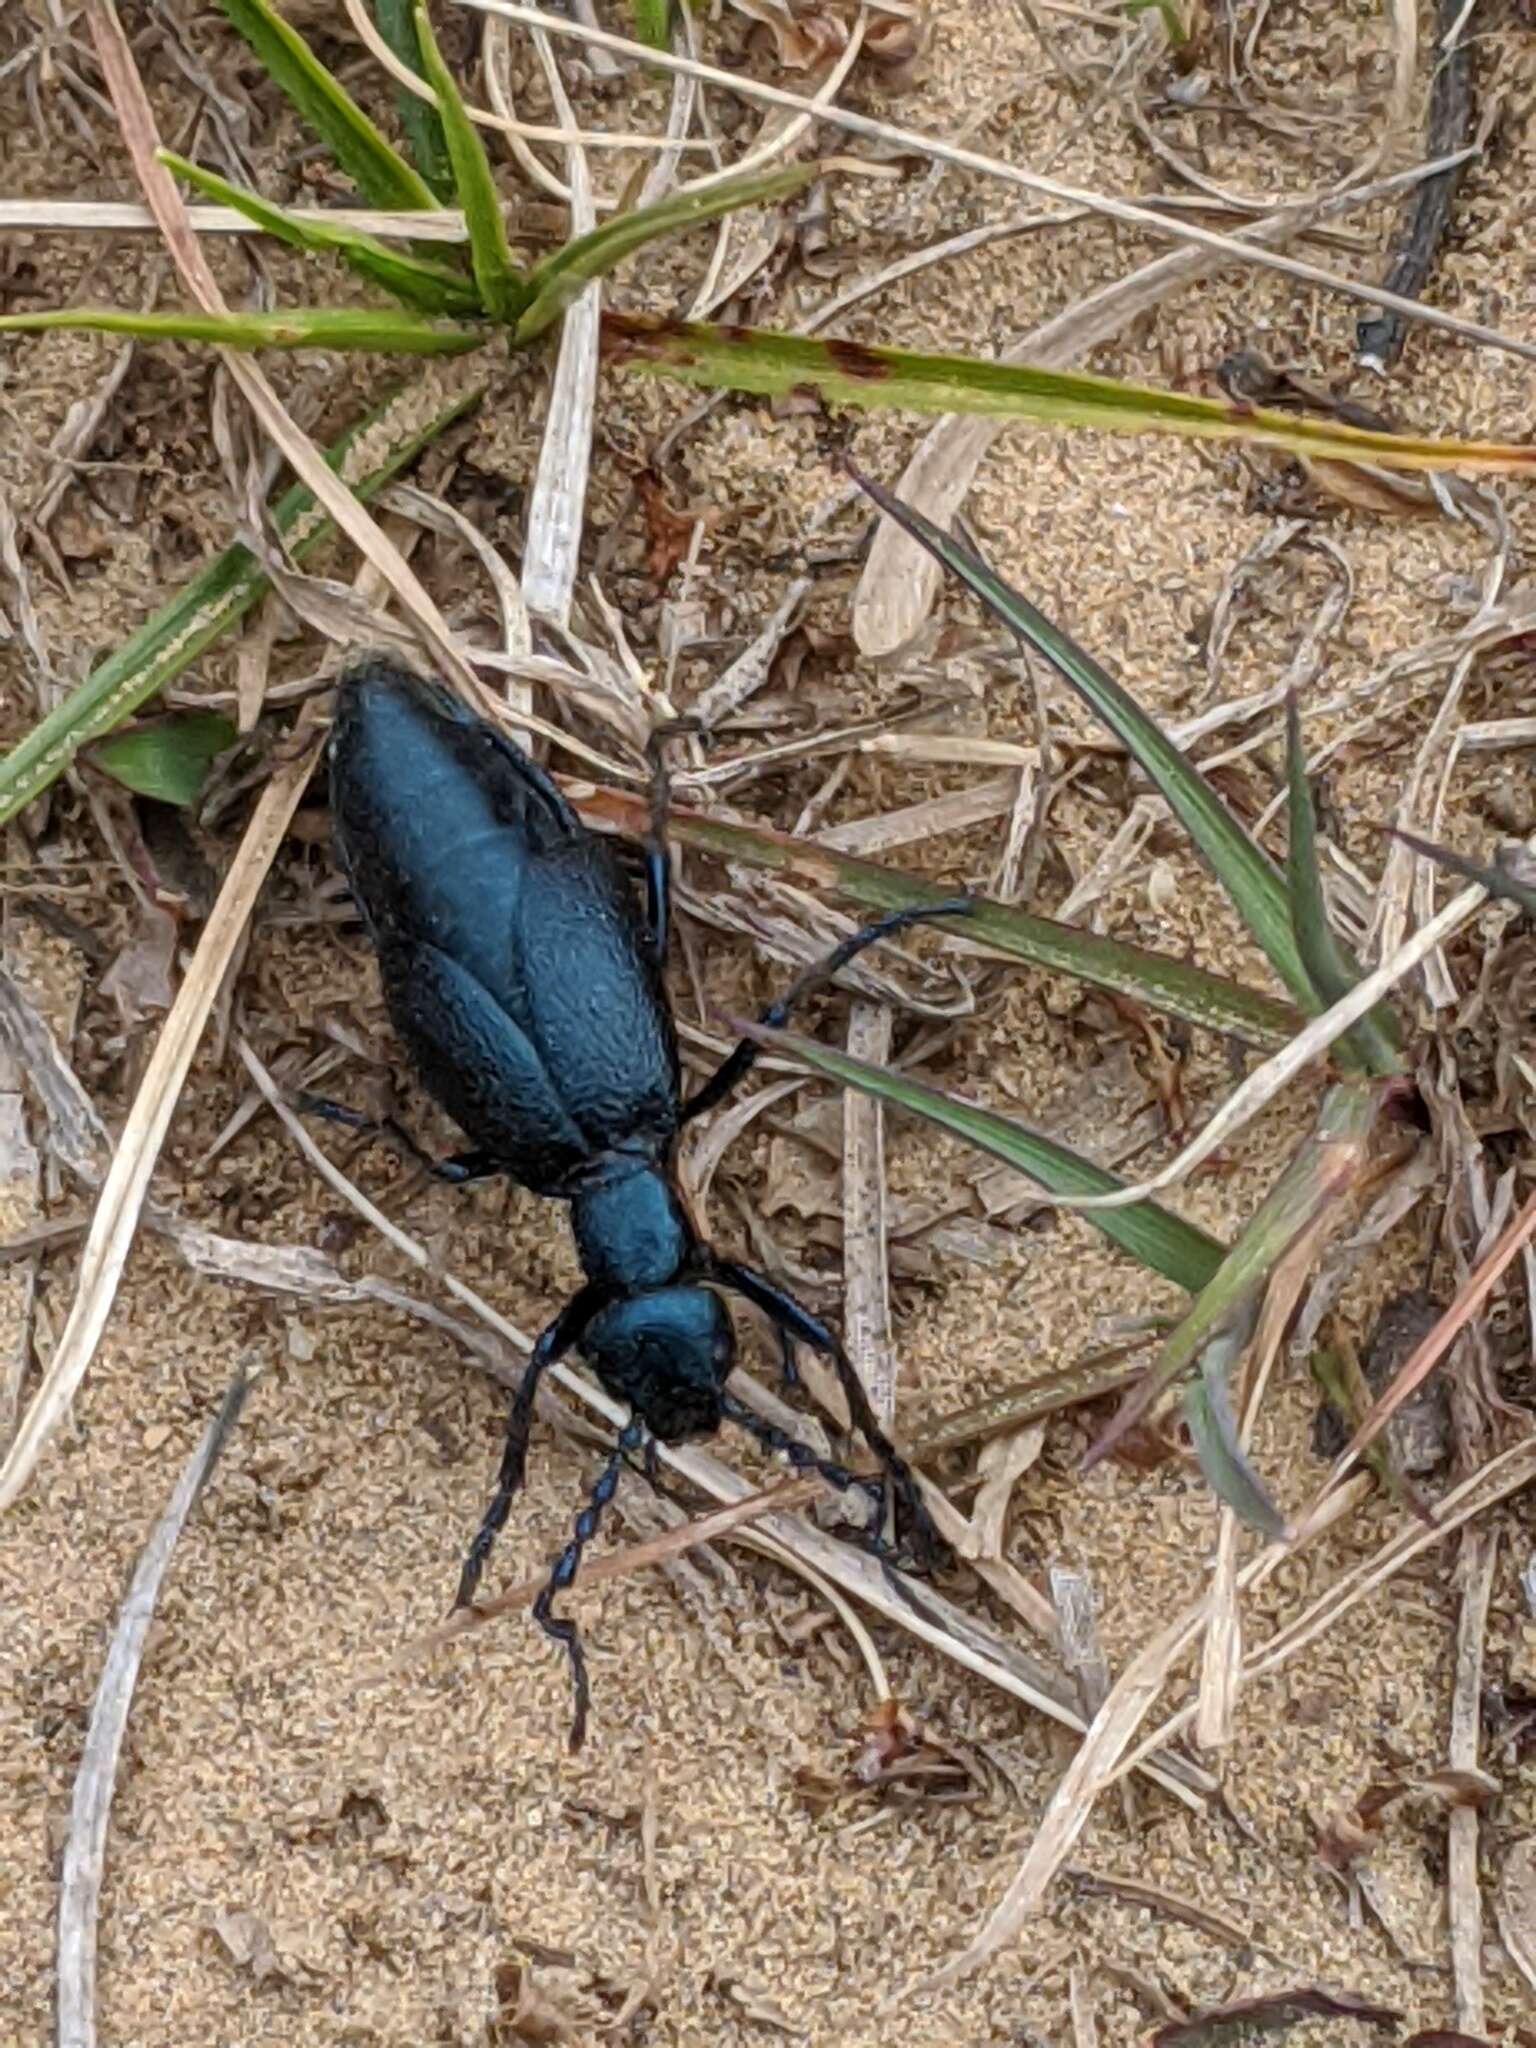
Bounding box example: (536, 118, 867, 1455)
(0, 307, 484, 353)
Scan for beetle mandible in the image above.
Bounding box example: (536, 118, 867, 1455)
(312, 658, 968, 1746)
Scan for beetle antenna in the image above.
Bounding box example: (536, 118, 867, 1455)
(534, 1414, 648, 1751)
(679, 898, 974, 1125)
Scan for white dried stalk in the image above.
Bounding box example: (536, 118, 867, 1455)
(58, 1371, 255, 2048)
(0, 198, 469, 237)
(520, 32, 598, 629)
(841, 1001, 895, 1430)
(690, 578, 810, 732)
(1447, 1528, 1499, 2034)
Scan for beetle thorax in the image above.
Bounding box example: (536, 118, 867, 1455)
(569, 1165, 695, 1291)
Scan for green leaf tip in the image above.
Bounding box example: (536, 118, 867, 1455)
(410, 0, 526, 324)
(216, 0, 436, 213)
(1283, 692, 1403, 1076)
(89, 712, 239, 806)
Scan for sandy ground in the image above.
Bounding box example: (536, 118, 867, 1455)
(3, 1, 1536, 2043)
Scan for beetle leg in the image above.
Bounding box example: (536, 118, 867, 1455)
(644, 744, 673, 966)
(455, 1282, 617, 1611)
(295, 1092, 502, 1184)
(678, 898, 974, 1125)
(776, 1323, 800, 1389)
(709, 1259, 950, 1573)
(721, 1393, 881, 1516)
(641, 717, 703, 967)
(533, 1413, 648, 1751)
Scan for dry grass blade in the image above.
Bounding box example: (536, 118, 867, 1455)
(907, 1596, 1221, 1994)
(58, 1369, 254, 2048)
(519, 31, 598, 627)
(1119, 1440, 1536, 1788)
(907, 1476, 1382, 1997)
(1066, 1867, 1266, 1956)
(1323, 1187, 1536, 1493)
(0, 969, 109, 1179)
(455, 0, 1536, 367)
(83, 0, 475, 694)
(1029, 877, 1503, 1217)
(0, 714, 322, 1510)
(1193, 1222, 1323, 1748)
(1447, 1530, 1498, 2034)
(690, 578, 811, 732)
(0, 199, 469, 239)
(0, 1029, 42, 1458)
(842, 1001, 895, 1430)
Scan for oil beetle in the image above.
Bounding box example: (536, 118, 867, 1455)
(311, 658, 968, 1746)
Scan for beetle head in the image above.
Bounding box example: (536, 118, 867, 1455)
(582, 1285, 735, 1443)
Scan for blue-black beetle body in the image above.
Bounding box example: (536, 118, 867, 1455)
(322, 660, 959, 1745)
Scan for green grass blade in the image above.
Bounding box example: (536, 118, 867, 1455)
(1084, 1080, 1382, 1469)
(514, 166, 814, 344)
(158, 150, 479, 315)
(1183, 1315, 1287, 1539)
(411, 0, 524, 323)
(217, 0, 436, 212)
(851, 470, 1321, 1013)
(601, 317, 1536, 473)
(737, 1020, 1227, 1293)
(1389, 825, 1536, 916)
(0, 307, 482, 354)
(571, 790, 1305, 1049)
(0, 382, 482, 825)
(1284, 692, 1402, 1075)
(630, 0, 673, 48)
(89, 711, 238, 805)
(373, 0, 455, 200)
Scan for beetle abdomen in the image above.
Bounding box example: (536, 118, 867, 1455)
(330, 659, 680, 1180)
(378, 934, 592, 1192)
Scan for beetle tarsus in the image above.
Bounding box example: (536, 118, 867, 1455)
(534, 1415, 646, 1750)
(456, 1283, 614, 1609)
